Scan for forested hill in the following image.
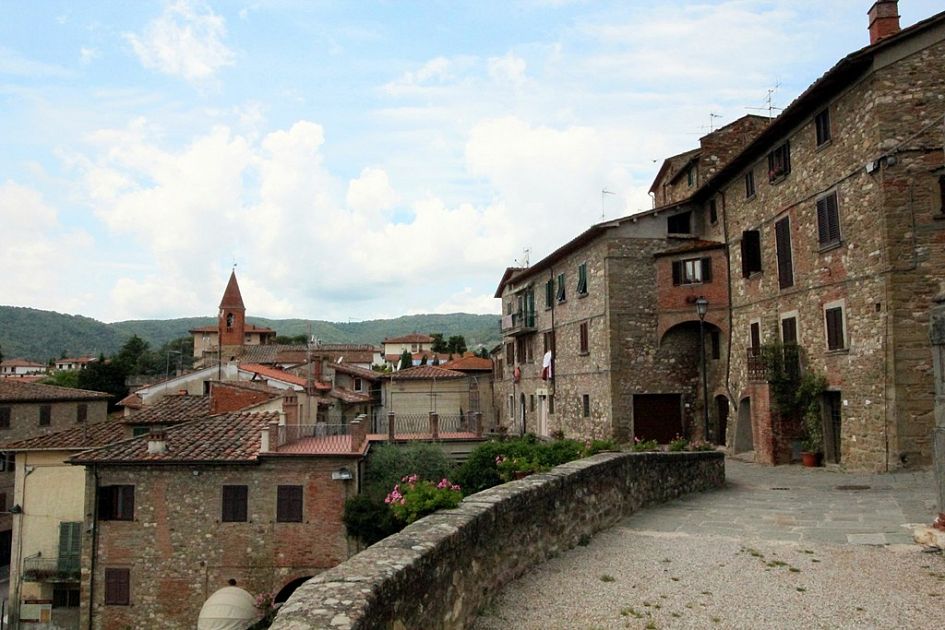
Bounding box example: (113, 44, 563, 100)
(0, 306, 500, 362)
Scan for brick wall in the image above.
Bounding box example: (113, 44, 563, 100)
(270, 451, 724, 630)
(209, 382, 276, 414)
(80, 457, 357, 630)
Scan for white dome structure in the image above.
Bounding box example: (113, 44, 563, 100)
(197, 586, 260, 630)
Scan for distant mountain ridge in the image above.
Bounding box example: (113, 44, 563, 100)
(0, 306, 501, 362)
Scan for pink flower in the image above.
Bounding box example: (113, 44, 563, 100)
(437, 479, 450, 489)
(451, 484, 461, 492)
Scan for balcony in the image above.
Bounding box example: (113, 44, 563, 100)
(22, 556, 80, 583)
(500, 311, 537, 337)
(747, 344, 802, 383)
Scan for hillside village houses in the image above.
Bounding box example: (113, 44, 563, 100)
(0, 359, 47, 379)
(494, 0, 945, 473)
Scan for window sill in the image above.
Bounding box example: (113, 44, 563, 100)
(578, 351, 590, 357)
(818, 241, 843, 254)
(744, 271, 763, 280)
(815, 139, 832, 152)
(577, 292, 588, 299)
(557, 299, 567, 305)
(825, 347, 849, 356)
(768, 173, 789, 185)
(745, 193, 756, 202)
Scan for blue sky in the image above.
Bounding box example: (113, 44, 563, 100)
(2, 0, 941, 322)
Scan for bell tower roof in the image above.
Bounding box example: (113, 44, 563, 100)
(219, 270, 245, 310)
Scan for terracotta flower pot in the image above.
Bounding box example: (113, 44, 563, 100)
(801, 451, 822, 467)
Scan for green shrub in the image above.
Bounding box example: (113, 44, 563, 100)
(668, 435, 689, 452)
(455, 436, 587, 494)
(539, 439, 584, 466)
(632, 438, 660, 452)
(342, 493, 402, 545)
(363, 443, 454, 497)
(583, 439, 620, 456)
(386, 475, 463, 523)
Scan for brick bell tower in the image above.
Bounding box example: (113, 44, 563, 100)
(218, 269, 246, 361)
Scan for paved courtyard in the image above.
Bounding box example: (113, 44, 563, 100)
(474, 458, 945, 629)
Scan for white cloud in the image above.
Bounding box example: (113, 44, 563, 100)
(79, 47, 100, 65)
(346, 167, 399, 214)
(125, 0, 235, 83)
(487, 53, 527, 85)
(0, 47, 72, 77)
(422, 288, 500, 316)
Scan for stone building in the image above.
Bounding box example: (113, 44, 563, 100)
(70, 410, 366, 630)
(695, 2, 945, 470)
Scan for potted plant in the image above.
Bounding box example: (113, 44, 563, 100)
(798, 372, 827, 467)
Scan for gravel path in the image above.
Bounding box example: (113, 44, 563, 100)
(473, 528, 945, 629)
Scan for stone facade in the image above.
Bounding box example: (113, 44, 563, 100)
(719, 25, 945, 470)
(270, 450, 724, 630)
(79, 457, 358, 630)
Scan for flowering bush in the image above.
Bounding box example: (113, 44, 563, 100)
(687, 439, 716, 452)
(668, 435, 689, 452)
(631, 437, 660, 452)
(495, 455, 547, 481)
(583, 438, 620, 456)
(254, 591, 275, 611)
(385, 474, 462, 524)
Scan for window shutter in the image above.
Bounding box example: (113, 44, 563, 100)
(58, 521, 81, 570)
(119, 486, 134, 520)
(826, 307, 844, 350)
(826, 194, 841, 243)
(775, 217, 794, 289)
(781, 317, 798, 344)
(701, 258, 712, 283)
(277, 486, 303, 523)
(545, 280, 553, 307)
(98, 487, 115, 520)
(750, 322, 761, 355)
(672, 261, 682, 285)
(105, 568, 130, 605)
(816, 197, 829, 244)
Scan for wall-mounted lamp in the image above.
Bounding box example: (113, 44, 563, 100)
(331, 468, 353, 481)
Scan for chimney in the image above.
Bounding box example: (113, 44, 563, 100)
(282, 394, 299, 426)
(147, 429, 168, 455)
(868, 1, 900, 45)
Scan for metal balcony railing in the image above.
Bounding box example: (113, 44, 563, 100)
(500, 311, 537, 336)
(22, 556, 80, 583)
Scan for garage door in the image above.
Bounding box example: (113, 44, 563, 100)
(632, 394, 683, 443)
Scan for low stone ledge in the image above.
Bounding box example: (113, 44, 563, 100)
(272, 451, 724, 630)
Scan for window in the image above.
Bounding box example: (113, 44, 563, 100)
(277, 485, 303, 523)
(711, 331, 721, 360)
(938, 175, 945, 215)
(98, 485, 134, 521)
(505, 342, 515, 366)
(740, 230, 762, 277)
(0, 493, 6, 511)
(221, 485, 248, 522)
(774, 217, 794, 289)
(244, 334, 252, 342)
(545, 279, 554, 308)
(816, 191, 842, 248)
(516, 337, 530, 365)
(768, 142, 791, 181)
(781, 316, 798, 345)
(745, 170, 756, 199)
(132, 426, 149, 437)
(582, 394, 590, 417)
(529, 395, 535, 412)
(708, 199, 718, 224)
(556, 273, 566, 302)
(58, 521, 81, 572)
(542, 331, 556, 355)
(577, 263, 588, 296)
(672, 257, 711, 285)
(225, 312, 234, 329)
(353, 378, 363, 392)
(687, 167, 694, 187)
(781, 315, 800, 376)
(548, 395, 554, 414)
(815, 108, 831, 147)
(667, 211, 692, 234)
(749, 322, 761, 357)
(579, 322, 589, 355)
(0, 453, 15, 473)
(104, 568, 130, 605)
(495, 359, 503, 380)
(39, 405, 51, 426)
(53, 587, 80, 608)
(0, 407, 9, 429)
(76, 404, 88, 424)
(508, 395, 514, 418)
(825, 306, 846, 351)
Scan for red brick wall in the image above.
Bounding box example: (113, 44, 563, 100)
(209, 382, 274, 414)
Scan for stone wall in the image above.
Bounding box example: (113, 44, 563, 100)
(271, 450, 724, 630)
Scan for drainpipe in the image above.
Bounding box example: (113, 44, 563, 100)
(87, 466, 99, 630)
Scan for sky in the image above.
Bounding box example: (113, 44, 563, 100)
(1, 0, 941, 323)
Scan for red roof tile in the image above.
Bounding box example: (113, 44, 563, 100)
(123, 394, 212, 426)
(387, 366, 466, 380)
(4, 420, 128, 451)
(440, 356, 493, 371)
(71, 411, 279, 464)
(382, 333, 434, 344)
(653, 239, 726, 258)
(332, 363, 381, 381)
(1, 358, 47, 368)
(0, 381, 110, 403)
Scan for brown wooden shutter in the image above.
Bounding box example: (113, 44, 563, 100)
(119, 486, 134, 521)
(701, 257, 712, 283)
(277, 486, 303, 523)
(105, 568, 130, 605)
(775, 217, 794, 289)
(750, 322, 761, 356)
(781, 317, 798, 344)
(826, 307, 844, 350)
(826, 194, 841, 244)
(222, 485, 247, 522)
(672, 261, 682, 285)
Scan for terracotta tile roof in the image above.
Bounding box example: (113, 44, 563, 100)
(71, 411, 279, 464)
(239, 363, 331, 391)
(0, 375, 46, 383)
(1, 358, 46, 368)
(440, 356, 493, 371)
(386, 366, 466, 380)
(331, 363, 381, 381)
(4, 420, 128, 451)
(271, 434, 366, 456)
(382, 333, 434, 344)
(653, 239, 727, 257)
(240, 345, 307, 364)
(0, 381, 111, 403)
(188, 323, 275, 334)
(189, 325, 218, 333)
(384, 352, 452, 364)
(117, 392, 143, 409)
(56, 356, 97, 365)
(329, 388, 373, 404)
(212, 380, 285, 397)
(123, 394, 212, 426)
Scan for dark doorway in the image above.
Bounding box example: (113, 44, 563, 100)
(519, 393, 527, 434)
(632, 394, 683, 443)
(0, 528, 11, 569)
(734, 398, 753, 454)
(274, 576, 314, 604)
(715, 395, 729, 446)
(823, 391, 842, 464)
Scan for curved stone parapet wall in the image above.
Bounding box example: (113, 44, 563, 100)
(271, 451, 725, 630)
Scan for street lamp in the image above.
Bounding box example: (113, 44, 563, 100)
(695, 296, 710, 443)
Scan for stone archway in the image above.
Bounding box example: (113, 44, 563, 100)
(274, 576, 314, 605)
(734, 397, 753, 454)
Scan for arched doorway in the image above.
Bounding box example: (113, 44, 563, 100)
(715, 395, 729, 446)
(274, 576, 314, 605)
(519, 393, 527, 434)
(734, 397, 753, 453)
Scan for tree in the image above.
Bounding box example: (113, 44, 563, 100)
(77, 356, 128, 411)
(477, 347, 490, 359)
(0, 344, 3, 364)
(114, 335, 150, 375)
(419, 354, 428, 365)
(446, 335, 467, 355)
(432, 356, 440, 366)
(430, 333, 447, 353)
(43, 370, 79, 388)
(398, 349, 413, 370)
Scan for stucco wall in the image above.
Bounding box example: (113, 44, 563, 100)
(271, 450, 724, 629)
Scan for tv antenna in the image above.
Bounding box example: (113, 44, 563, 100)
(746, 81, 783, 119)
(601, 189, 615, 220)
(514, 248, 531, 268)
(708, 113, 723, 132)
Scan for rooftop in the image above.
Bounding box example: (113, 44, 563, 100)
(3, 419, 127, 451)
(123, 394, 212, 426)
(0, 381, 111, 403)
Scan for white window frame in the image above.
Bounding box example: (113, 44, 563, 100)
(779, 311, 801, 346)
(823, 299, 848, 351)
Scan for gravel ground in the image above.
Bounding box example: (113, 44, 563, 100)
(472, 527, 945, 629)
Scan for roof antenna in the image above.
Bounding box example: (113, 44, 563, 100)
(746, 81, 783, 119)
(709, 113, 723, 132)
(601, 189, 615, 220)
